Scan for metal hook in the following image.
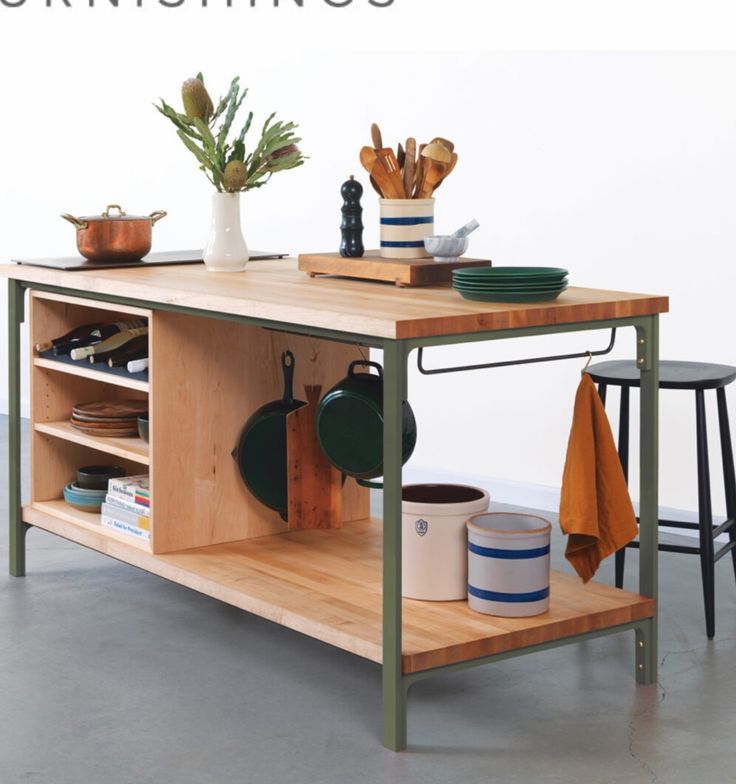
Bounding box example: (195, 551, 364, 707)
(582, 351, 593, 374)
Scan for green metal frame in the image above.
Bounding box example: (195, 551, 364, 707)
(6, 279, 659, 752)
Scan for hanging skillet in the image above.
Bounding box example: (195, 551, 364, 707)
(315, 360, 417, 485)
(233, 351, 305, 519)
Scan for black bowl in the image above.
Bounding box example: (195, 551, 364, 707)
(76, 465, 126, 491)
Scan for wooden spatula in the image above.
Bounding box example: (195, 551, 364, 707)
(360, 146, 384, 196)
(414, 143, 427, 198)
(376, 147, 408, 199)
(397, 142, 406, 171)
(403, 138, 416, 201)
(371, 159, 405, 199)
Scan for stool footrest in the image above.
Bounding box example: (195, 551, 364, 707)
(713, 518, 736, 539)
(625, 540, 700, 555)
(715, 540, 736, 563)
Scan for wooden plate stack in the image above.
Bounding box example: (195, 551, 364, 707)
(70, 400, 149, 438)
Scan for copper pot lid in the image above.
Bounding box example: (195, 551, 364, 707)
(61, 205, 167, 230)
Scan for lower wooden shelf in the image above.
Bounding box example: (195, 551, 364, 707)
(21, 506, 655, 674)
(26, 500, 152, 553)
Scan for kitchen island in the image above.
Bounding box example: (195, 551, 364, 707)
(3, 259, 667, 750)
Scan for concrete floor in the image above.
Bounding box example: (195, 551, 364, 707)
(1, 416, 735, 784)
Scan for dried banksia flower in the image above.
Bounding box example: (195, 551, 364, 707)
(181, 77, 214, 123)
(223, 160, 248, 191)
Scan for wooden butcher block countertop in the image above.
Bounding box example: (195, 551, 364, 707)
(1, 259, 669, 340)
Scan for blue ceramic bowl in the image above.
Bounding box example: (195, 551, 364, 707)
(63, 482, 106, 513)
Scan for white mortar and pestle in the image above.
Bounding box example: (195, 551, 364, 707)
(424, 219, 480, 262)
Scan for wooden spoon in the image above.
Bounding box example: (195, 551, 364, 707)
(397, 142, 406, 171)
(431, 137, 455, 154)
(371, 123, 383, 151)
(421, 141, 453, 165)
(403, 138, 416, 201)
(431, 151, 458, 192)
(417, 159, 448, 199)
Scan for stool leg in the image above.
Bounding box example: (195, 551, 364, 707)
(716, 387, 736, 584)
(615, 386, 631, 589)
(597, 383, 607, 407)
(696, 390, 716, 639)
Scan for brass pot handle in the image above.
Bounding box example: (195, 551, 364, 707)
(60, 213, 88, 231)
(149, 210, 168, 225)
(102, 204, 126, 218)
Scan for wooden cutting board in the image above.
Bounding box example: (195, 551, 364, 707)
(298, 251, 492, 288)
(286, 386, 342, 530)
(72, 400, 148, 420)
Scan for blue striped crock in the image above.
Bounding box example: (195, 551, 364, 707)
(466, 512, 552, 617)
(379, 199, 435, 259)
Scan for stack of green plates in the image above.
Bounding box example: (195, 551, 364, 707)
(452, 266, 569, 303)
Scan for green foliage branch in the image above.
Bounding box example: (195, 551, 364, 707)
(156, 73, 306, 193)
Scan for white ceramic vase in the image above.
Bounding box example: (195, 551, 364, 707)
(203, 192, 249, 272)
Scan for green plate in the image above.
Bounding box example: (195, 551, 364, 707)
(455, 287, 567, 303)
(453, 266, 569, 279)
(453, 279, 568, 292)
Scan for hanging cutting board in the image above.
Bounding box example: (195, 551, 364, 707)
(286, 385, 342, 529)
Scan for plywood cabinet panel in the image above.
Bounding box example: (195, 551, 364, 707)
(150, 311, 369, 553)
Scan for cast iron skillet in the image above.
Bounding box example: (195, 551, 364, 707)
(233, 351, 305, 519)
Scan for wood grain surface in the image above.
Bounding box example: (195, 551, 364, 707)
(21, 508, 656, 674)
(286, 386, 343, 530)
(4, 260, 669, 340)
(298, 252, 492, 287)
(150, 310, 369, 554)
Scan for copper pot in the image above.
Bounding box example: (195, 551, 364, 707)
(61, 204, 167, 263)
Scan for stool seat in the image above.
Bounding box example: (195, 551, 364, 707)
(587, 360, 736, 391)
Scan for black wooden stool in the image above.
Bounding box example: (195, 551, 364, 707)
(586, 360, 736, 639)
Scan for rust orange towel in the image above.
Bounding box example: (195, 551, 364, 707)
(559, 374, 638, 583)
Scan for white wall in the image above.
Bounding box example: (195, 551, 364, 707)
(1, 5, 735, 515)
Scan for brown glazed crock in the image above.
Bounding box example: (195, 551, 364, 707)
(61, 204, 167, 262)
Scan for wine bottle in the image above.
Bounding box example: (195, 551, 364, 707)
(87, 335, 149, 366)
(43, 319, 146, 356)
(108, 349, 148, 368)
(70, 326, 148, 361)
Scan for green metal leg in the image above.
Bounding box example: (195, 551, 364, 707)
(382, 340, 409, 751)
(8, 279, 27, 577)
(635, 316, 659, 683)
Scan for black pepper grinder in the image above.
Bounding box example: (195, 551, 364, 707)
(339, 175, 365, 258)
